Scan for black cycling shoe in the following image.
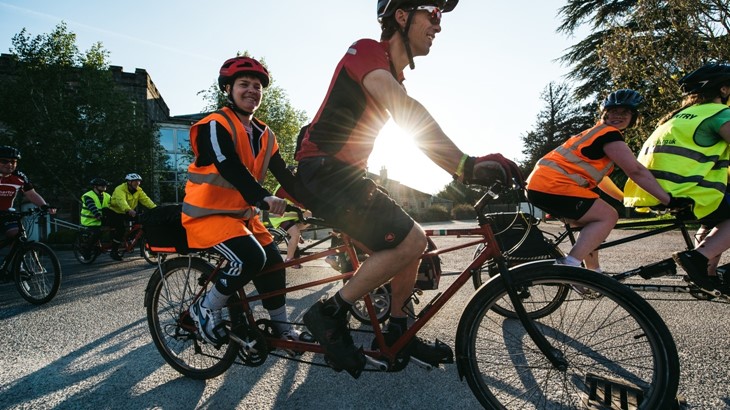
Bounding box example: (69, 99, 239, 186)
(673, 250, 720, 294)
(374, 324, 454, 367)
(303, 300, 365, 378)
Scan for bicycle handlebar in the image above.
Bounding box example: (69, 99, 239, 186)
(0, 207, 53, 220)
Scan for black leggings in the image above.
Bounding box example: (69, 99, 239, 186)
(213, 235, 286, 310)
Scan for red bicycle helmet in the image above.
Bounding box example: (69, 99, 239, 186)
(218, 56, 270, 90)
(377, 0, 458, 20)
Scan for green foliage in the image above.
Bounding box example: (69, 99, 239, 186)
(556, 0, 730, 150)
(413, 205, 450, 222)
(520, 82, 595, 171)
(198, 52, 308, 194)
(0, 22, 161, 205)
(451, 203, 476, 220)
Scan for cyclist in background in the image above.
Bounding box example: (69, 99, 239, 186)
(526, 89, 680, 274)
(294, 0, 516, 377)
(79, 177, 111, 258)
(625, 63, 730, 295)
(107, 173, 156, 260)
(0, 145, 55, 240)
(185, 56, 314, 348)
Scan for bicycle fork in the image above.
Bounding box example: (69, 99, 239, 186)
(497, 258, 568, 370)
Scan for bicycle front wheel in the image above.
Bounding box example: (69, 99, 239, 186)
(457, 264, 679, 409)
(139, 237, 159, 265)
(14, 242, 62, 305)
(145, 256, 241, 379)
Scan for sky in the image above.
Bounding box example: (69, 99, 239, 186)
(0, 0, 584, 194)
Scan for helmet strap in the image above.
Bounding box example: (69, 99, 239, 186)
(226, 95, 253, 117)
(399, 10, 417, 70)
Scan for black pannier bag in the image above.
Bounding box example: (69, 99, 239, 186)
(140, 204, 189, 253)
(487, 212, 557, 264)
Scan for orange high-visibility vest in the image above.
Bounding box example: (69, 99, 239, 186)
(527, 123, 617, 198)
(182, 107, 277, 248)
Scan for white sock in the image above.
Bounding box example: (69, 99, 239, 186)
(203, 286, 229, 310)
(268, 305, 289, 334)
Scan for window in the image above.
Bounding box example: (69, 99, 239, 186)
(156, 124, 192, 203)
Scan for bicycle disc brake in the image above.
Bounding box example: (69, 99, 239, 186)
(230, 316, 268, 366)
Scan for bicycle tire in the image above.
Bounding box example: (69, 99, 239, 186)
(14, 242, 62, 305)
(139, 237, 159, 265)
(72, 231, 98, 264)
(457, 263, 680, 409)
(472, 245, 569, 319)
(145, 256, 241, 379)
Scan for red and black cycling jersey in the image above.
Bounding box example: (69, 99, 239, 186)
(0, 171, 33, 210)
(296, 39, 404, 168)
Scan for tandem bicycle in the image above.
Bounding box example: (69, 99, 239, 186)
(144, 185, 680, 408)
(470, 206, 730, 310)
(72, 217, 158, 265)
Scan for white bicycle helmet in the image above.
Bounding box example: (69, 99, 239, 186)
(125, 173, 142, 181)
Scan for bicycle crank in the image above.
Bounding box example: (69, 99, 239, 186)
(230, 320, 268, 366)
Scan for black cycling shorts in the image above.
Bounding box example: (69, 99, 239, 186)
(297, 157, 414, 251)
(699, 193, 730, 228)
(526, 189, 597, 221)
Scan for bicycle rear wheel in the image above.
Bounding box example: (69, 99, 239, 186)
(457, 264, 679, 409)
(14, 242, 62, 305)
(145, 256, 241, 379)
(72, 230, 99, 264)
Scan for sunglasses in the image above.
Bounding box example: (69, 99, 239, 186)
(413, 5, 442, 25)
(0, 159, 18, 165)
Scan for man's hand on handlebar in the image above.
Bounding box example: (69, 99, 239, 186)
(462, 153, 524, 188)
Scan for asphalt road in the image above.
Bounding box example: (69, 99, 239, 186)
(1, 220, 729, 409)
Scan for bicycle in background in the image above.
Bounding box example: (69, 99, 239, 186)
(0, 207, 61, 305)
(145, 184, 680, 408)
(72, 218, 157, 265)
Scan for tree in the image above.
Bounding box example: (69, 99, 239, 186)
(557, 0, 730, 149)
(198, 52, 308, 193)
(520, 82, 594, 172)
(0, 22, 163, 207)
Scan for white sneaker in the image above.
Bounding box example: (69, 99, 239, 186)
(276, 327, 315, 357)
(189, 298, 227, 345)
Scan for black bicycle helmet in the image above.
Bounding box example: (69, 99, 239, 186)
(679, 62, 730, 95)
(603, 89, 644, 110)
(0, 145, 21, 160)
(377, 0, 458, 20)
(90, 177, 109, 186)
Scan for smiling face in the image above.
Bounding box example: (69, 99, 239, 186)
(406, 7, 442, 57)
(602, 107, 634, 130)
(226, 75, 263, 114)
(0, 158, 18, 177)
